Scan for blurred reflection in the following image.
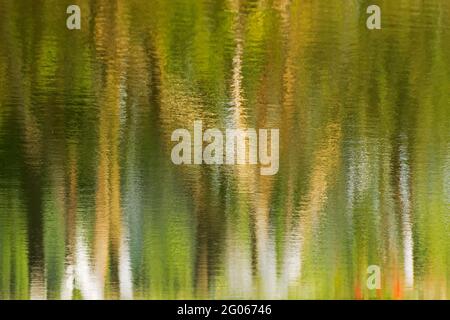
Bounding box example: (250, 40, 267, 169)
(0, 0, 449, 299)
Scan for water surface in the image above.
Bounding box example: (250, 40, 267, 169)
(0, 0, 449, 299)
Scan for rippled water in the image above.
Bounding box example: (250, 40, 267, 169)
(0, 0, 449, 300)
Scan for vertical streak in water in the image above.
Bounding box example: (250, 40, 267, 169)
(60, 147, 78, 300)
(227, 0, 245, 127)
(1, 1, 45, 298)
(119, 234, 133, 299)
(399, 136, 414, 289)
(75, 234, 103, 300)
(276, 0, 308, 292)
(91, 0, 131, 299)
(224, 0, 254, 298)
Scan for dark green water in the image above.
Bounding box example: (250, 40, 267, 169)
(0, 0, 449, 299)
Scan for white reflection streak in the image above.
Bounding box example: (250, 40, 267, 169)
(225, 0, 255, 298)
(281, 228, 303, 294)
(75, 234, 103, 300)
(226, 234, 253, 298)
(255, 207, 278, 299)
(61, 224, 133, 300)
(399, 141, 414, 288)
(61, 264, 74, 300)
(119, 232, 133, 300)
